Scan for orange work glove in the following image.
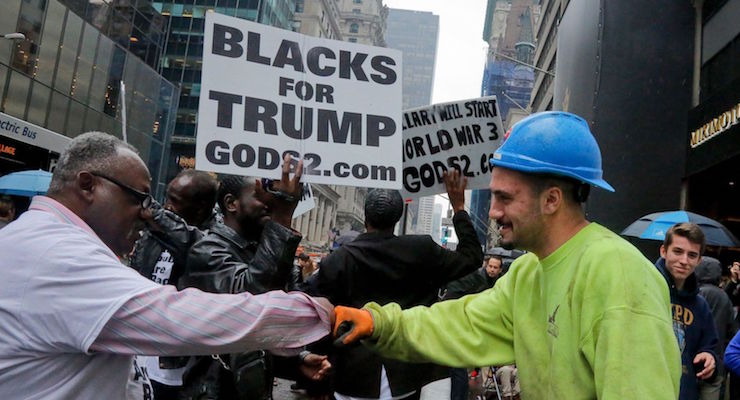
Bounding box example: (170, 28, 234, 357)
(332, 306, 374, 346)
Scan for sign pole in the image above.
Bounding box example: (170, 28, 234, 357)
(120, 80, 127, 144)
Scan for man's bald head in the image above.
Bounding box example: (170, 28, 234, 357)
(165, 170, 218, 227)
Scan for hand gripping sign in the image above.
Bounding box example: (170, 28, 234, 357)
(196, 12, 402, 189)
(400, 96, 504, 199)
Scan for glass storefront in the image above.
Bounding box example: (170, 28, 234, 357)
(153, 0, 294, 180)
(0, 0, 179, 198)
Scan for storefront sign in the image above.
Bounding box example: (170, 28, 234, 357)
(0, 112, 70, 153)
(176, 155, 196, 169)
(687, 76, 740, 175)
(400, 96, 504, 199)
(0, 144, 16, 156)
(196, 12, 403, 189)
(690, 102, 740, 148)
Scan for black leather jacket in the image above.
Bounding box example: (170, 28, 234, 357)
(130, 205, 210, 287)
(182, 221, 301, 294)
(179, 221, 302, 400)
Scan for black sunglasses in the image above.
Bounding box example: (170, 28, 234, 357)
(89, 172, 153, 209)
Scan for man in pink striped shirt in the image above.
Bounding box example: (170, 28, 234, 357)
(0, 131, 332, 400)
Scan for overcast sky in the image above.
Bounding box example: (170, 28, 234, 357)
(382, 0, 490, 221)
(383, 0, 489, 104)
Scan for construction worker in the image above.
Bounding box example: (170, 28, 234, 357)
(331, 111, 681, 399)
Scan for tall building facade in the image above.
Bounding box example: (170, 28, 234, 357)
(385, 8, 439, 235)
(155, 0, 297, 184)
(472, 0, 539, 246)
(481, 0, 539, 122)
(0, 0, 178, 197)
(289, 0, 346, 249)
(294, 0, 343, 40)
(385, 8, 439, 109)
(684, 0, 740, 263)
(529, 0, 562, 112)
(337, 0, 386, 45)
(329, 0, 387, 235)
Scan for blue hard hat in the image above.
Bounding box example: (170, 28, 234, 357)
(490, 111, 615, 192)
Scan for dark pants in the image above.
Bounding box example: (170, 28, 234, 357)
(731, 372, 740, 400)
(450, 367, 469, 400)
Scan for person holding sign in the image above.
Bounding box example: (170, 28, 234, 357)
(310, 169, 483, 400)
(329, 111, 681, 399)
(0, 132, 332, 400)
(181, 157, 330, 399)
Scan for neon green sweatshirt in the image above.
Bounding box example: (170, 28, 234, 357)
(365, 223, 680, 399)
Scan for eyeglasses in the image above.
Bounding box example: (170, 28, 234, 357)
(89, 172, 153, 209)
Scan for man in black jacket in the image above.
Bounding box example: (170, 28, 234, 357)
(311, 169, 483, 400)
(130, 169, 218, 398)
(132, 170, 218, 285)
(182, 158, 330, 399)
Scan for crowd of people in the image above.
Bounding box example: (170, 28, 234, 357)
(0, 110, 739, 400)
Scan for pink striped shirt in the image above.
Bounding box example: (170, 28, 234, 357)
(31, 196, 333, 356)
(92, 286, 333, 356)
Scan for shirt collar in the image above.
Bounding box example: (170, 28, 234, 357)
(29, 195, 98, 237)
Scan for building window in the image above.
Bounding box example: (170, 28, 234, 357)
(295, 0, 304, 13)
(353, 0, 362, 3)
(348, 38, 357, 43)
(352, 8, 361, 14)
(349, 23, 359, 33)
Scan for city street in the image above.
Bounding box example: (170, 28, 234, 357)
(274, 378, 451, 400)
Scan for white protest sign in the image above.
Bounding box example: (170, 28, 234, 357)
(196, 12, 402, 189)
(292, 183, 315, 218)
(401, 96, 504, 199)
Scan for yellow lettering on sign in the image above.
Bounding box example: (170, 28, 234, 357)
(690, 101, 740, 148)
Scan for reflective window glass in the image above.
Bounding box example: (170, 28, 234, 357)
(133, 10, 152, 33)
(12, 0, 47, 75)
(47, 90, 69, 134)
(89, 35, 113, 112)
(147, 138, 163, 186)
(0, 65, 8, 106)
(0, 2, 22, 65)
(104, 45, 126, 117)
(35, 0, 65, 85)
(108, 9, 133, 47)
(99, 113, 122, 139)
(128, 27, 148, 61)
(83, 108, 101, 132)
(72, 24, 98, 103)
(86, 1, 110, 32)
(128, 129, 151, 162)
(66, 100, 85, 137)
(154, 79, 174, 139)
(27, 82, 51, 126)
(65, 0, 88, 16)
(4, 71, 31, 119)
(54, 10, 83, 94)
